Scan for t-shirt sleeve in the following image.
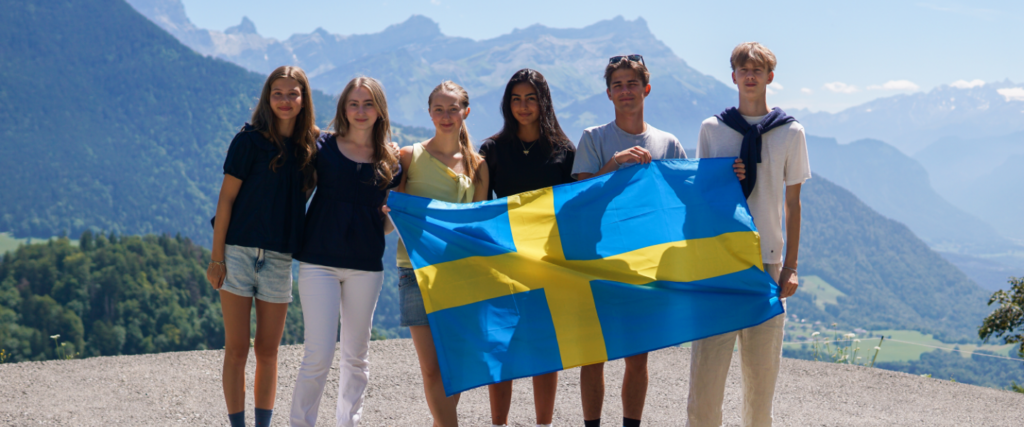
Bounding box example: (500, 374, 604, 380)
(223, 131, 254, 180)
(670, 136, 687, 159)
(571, 131, 601, 179)
(696, 123, 711, 159)
(478, 139, 498, 200)
(562, 147, 577, 184)
(784, 126, 812, 186)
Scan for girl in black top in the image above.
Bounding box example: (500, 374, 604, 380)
(207, 66, 319, 427)
(289, 77, 401, 427)
(478, 68, 576, 427)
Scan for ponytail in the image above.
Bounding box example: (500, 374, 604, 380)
(429, 80, 483, 183)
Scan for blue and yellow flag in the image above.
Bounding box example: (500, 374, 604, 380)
(389, 158, 783, 396)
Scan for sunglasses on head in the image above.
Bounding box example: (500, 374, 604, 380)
(608, 54, 645, 66)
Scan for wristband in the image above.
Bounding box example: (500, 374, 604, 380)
(612, 151, 622, 166)
(210, 260, 226, 267)
(782, 266, 797, 273)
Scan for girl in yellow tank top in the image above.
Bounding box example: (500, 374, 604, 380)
(393, 81, 488, 426)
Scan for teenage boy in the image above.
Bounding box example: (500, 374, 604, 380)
(572, 54, 744, 427)
(687, 42, 810, 427)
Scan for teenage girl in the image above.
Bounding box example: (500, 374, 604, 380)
(478, 68, 576, 427)
(207, 66, 319, 427)
(395, 80, 489, 427)
(289, 77, 402, 427)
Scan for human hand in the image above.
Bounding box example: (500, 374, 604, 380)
(733, 158, 746, 181)
(614, 146, 652, 166)
(778, 267, 798, 298)
(207, 261, 226, 290)
(381, 205, 391, 215)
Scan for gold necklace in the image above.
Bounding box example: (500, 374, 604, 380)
(520, 138, 538, 155)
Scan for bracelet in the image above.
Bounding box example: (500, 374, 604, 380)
(209, 260, 226, 267)
(612, 151, 622, 166)
(782, 266, 797, 273)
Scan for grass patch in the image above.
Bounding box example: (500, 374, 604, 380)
(799, 275, 846, 309)
(784, 325, 1016, 363)
(0, 232, 78, 255)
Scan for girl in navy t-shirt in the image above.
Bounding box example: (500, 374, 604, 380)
(289, 77, 401, 427)
(207, 66, 319, 427)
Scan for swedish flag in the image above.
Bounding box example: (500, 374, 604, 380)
(389, 158, 783, 396)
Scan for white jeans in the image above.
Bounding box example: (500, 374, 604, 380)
(290, 263, 384, 427)
(686, 264, 786, 427)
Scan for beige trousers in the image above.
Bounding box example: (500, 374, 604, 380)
(686, 263, 786, 427)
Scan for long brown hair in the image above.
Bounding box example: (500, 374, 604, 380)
(428, 80, 482, 183)
(332, 77, 399, 189)
(250, 66, 319, 190)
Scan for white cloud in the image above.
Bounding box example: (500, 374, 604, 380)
(867, 80, 920, 91)
(950, 79, 985, 89)
(430, 0, 440, 4)
(823, 82, 859, 94)
(997, 88, 1024, 102)
(801, 88, 812, 94)
(766, 82, 784, 95)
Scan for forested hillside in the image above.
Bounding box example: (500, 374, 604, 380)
(0, 0, 428, 245)
(789, 178, 991, 341)
(0, 233, 305, 362)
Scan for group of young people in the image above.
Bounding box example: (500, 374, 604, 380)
(204, 41, 810, 427)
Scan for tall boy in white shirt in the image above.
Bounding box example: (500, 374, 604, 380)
(687, 42, 811, 427)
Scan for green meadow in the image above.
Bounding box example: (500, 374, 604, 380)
(0, 232, 78, 255)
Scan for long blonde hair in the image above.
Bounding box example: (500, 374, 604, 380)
(427, 80, 482, 183)
(332, 77, 399, 189)
(250, 66, 319, 190)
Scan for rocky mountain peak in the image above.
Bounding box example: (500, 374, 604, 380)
(224, 16, 257, 35)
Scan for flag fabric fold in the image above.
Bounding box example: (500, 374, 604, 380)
(389, 158, 784, 396)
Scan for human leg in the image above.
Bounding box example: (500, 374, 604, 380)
(220, 290, 253, 415)
(622, 352, 649, 421)
(580, 362, 605, 422)
(686, 330, 740, 427)
(736, 264, 786, 427)
(533, 372, 558, 425)
(252, 298, 289, 410)
(487, 381, 513, 426)
(290, 263, 342, 427)
(335, 269, 384, 427)
(411, 325, 461, 427)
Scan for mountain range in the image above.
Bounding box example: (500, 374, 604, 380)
(799, 81, 1024, 155)
(0, 0, 1004, 345)
(125, 0, 738, 145)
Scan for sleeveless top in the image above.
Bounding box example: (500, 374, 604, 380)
(396, 142, 475, 268)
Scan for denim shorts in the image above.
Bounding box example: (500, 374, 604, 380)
(221, 244, 293, 304)
(398, 267, 428, 327)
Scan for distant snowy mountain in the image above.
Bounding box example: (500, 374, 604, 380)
(126, 0, 737, 144)
(800, 81, 1024, 155)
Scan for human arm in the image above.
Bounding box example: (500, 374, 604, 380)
(778, 183, 801, 298)
(396, 146, 413, 194)
(576, 146, 652, 180)
(207, 174, 243, 289)
(472, 159, 490, 202)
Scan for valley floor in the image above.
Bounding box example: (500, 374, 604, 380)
(1, 340, 1021, 426)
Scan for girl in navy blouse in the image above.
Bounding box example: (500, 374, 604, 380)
(289, 77, 401, 427)
(207, 66, 319, 427)
(478, 68, 576, 427)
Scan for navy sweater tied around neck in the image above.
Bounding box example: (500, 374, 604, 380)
(714, 107, 796, 198)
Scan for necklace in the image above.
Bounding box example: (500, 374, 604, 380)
(520, 138, 539, 155)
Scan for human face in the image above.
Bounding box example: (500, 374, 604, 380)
(606, 68, 650, 113)
(345, 86, 378, 132)
(270, 77, 303, 122)
(429, 91, 469, 136)
(509, 82, 540, 127)
(731, 61, 774, 98)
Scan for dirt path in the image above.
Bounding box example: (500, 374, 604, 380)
(1, 339, 1021, 426)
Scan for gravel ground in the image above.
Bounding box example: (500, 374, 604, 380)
(1, 339, 1021, 426)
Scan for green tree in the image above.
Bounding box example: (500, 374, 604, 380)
(978, 276, 1024, 359)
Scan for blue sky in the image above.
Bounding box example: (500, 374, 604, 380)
(181, 0, 1023, 113)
